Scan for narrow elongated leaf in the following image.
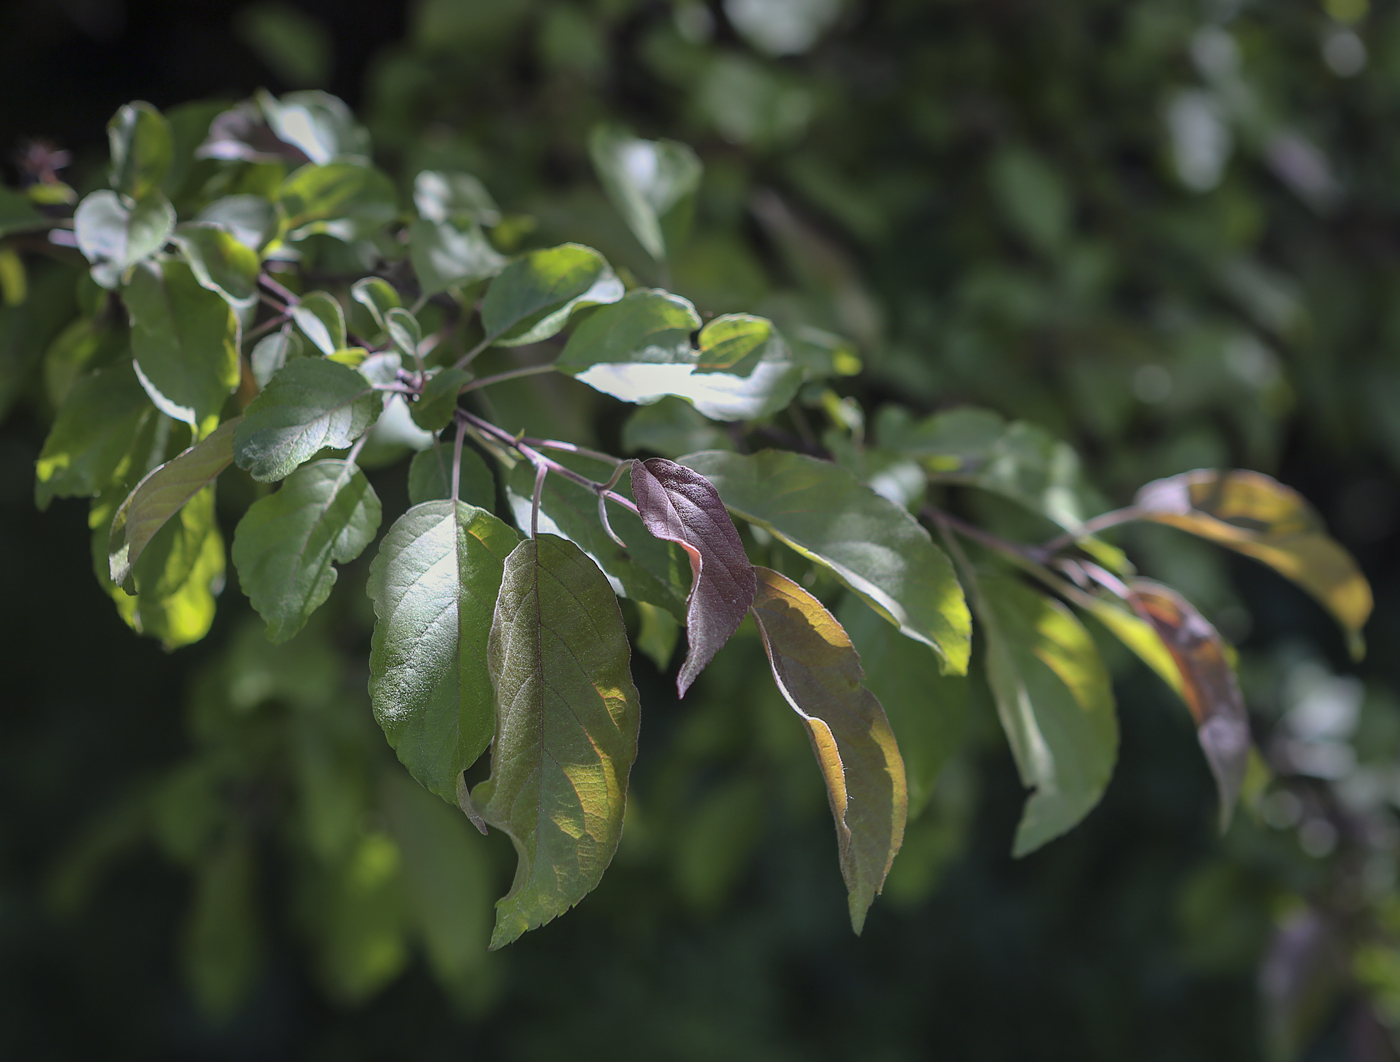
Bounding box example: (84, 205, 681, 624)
(505, 457, 690, 618)
(74, 190, 175, 289)
(234, 358, 380, 481)
(479, 244, 623, 346)
(1134, 469, 1372, 658)
(973, 573, 1118, 856)
(409, 219, 506, 296)
(473, 535, 641, 949)
(171, 223, 260, 307)
(554, 289, 700, 373)
(233, 459, 382, 642)
(35, 362, 157, 509)
(683, 449, 971, 674)
(407, 442, 494, 508)
(632, 457, 757, 694)
(123, 258, 240, 426)
(695, 314, 780, 376)
(414, 170, 501, 226)
(751, 567, 906, 933)
(410, 368, 469, 431)
(108, 101, 173, 201)
(367, 502, 518, 800)
(110, 417, 239, 589)
(291, 291, 346, 355)
(1126, 579, 1250, 830)
(589, 127, 701, 261)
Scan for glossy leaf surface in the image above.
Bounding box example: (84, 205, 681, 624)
(291, 291, 347, 356)
(413, 170, 501, 226)
(554, 289, 700, 373)
(479, 243, 623, 346)
(234, 358, 380, 481)
(74, 190, 175, 289)
(172, 224, 260, 307)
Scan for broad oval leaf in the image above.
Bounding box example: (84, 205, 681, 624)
(110, 417, 239, 589)
(479, 243, 623, 347)
(257, 89, 369, 165)
(695, 314, 780, 376)
(367, 501, 518, 801)
(171, 223, 260, 307)
(589, 126, 701, 261)
(35, 362, 157, 510)
(74, 190, 175, 289)
(233, 357, 381, 481)
(349, 276, 400, 332)
(554, 289, 700, 373)
(1134, 469, 1372, 659)
(413, 169, 501, 227)
(123, 258, 240, 427)
(973, 573, 1118, 856)
(683, 449, 971, 674)
(473, 535, 642, 949)
(278, 162, 398, 241)
(409, 368, 470, 431)
(194, 195, 277, 252)
(632, 457, 757, 695)
(751, 567, 907, 933)
(409, 219, 506, 296)
(233, 459, 382, 643)
(407, 442, 495, 508)
(250, 328, 304, 388)
(291, 291, 347, 355)
(1127, 579, 1251, 830)
(108, 101, 173, 201)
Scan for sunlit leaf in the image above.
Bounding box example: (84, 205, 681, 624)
(479, 243, 623, 346)
(750, 566, 907, 933)
(233, 459, 382, 642)
(632, 457, 757, 694)
(195, 195, 276, 251)
(554, 289, 700, 373)
(291, 290, 347, 355)
(350, 276, 400, 332)
(250, 328, 304, 388)
(409, 219, 506, 296)
(278, 161, 398, 241)
(367, 501, 518, 800)
(589, 126, 701, 261)
(684, 449, 971, 674)
(473, 535, 641, 948)
(171, 223, 260, 308)
(107, 101, 173, 202)
(35, 362, 157, 509)
(695, 314, 781, 376)
(74, 190, 175, 289)
(413, 169, 501, 227)
(256, 89, 369, 165)
(574, 344, 804, 422)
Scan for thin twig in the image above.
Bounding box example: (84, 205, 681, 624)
(530, 462, 548, 539)
(452, 336, 493, 371)
(1040, 507, 1142, 555)
(258, 273, 300, 306)
(458, 363, 557, 394)
(922, 506, 1049, 564)
(451, 421, 466, 503)
(244, 313, 291, 344)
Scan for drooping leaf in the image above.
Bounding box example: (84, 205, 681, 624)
(123, 258, 240, 426)
(473, 534, 642, 949)
(234, 358, 381, 481)
(278, 162, 398, 241)
(413, 170, 501, 227)
(407, 442, 495, 508)
(554, 289, 700, 373)
(695, 314, 782, 376)
(479, 243, 623, 347)
(171, 223, 260, 308)
(409, 219, 506, 296)
(110, 417, 238, 589)
(291, 290, 347, 355)
(1126, 579, 1251, 830)
(632, 457, 757, 694)
(589, 126, 701, 261)
(233, 459, 382, 642)
(367, 501, 518, 800)
(250, 328, 304, 388)
(256, 89, 370, 165)
(410, 368, 469, 431)
(74, 190, 175, 289)
(1071, 590, 1184, 697)
(35, 362, 157, 509)
(505, 456, 691, 618)
(750, 566, 907, 933)
(108, 101, 173, 201)
(972, 572, 1118, 856)
(1134, 469, 1372, 659)
(683, 449, 971, 674)
(197, 98, 311, 165)
(838, 595, 968, 819)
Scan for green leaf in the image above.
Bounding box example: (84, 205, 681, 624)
(278, 162, 398, 241)
(973, 573, 1118, 856)
(473, 535, 641, 949)
(108, 101, 173, 201)
(505, 456, 691, 618)
(384, 307, 420, 358)
(74, 190, 175, 289)
(110, 417, 239, 590)
(257, 89, 370, 165)
(180, 834, 261, 1023)
(1134, 469, 1372, 659)
(194, 195, 277, 252)
(123, 258, 240, 427)
(368, 501, 518, 800)
(589, 126, 701, 261)
(291, 290, 347, 355)
(621, 396, 734, 457)
(554, 289, 700, 373)
(409, 219, 506, 296)
(234, 358, 381, 481)
(235, 6, 332, 89)
(574, 344, 804, 422)
(310, 830, 407, 1005)
(35, 362, 157, 509)
(350, 277, 400, 332)
(250, 328, 304, 388)
(414, 169, 502, 227)
(695, 314, 781, 376)
(233, 459, 382, 642)
(838, 595, 968, 819)
(683, 449, 972, 674)
(750, 566, 907, 933)
(408, 442, 495, 508)
(479, 243, 623, 347)
(0, 184, 44, 238)
(171, 223, 260, 308)
(409, 368, 469, 431)
(635, 600, 680, 672)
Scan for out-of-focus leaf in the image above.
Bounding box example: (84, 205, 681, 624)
(473, 535, 641, 949)
(621, 396, 733, 457)
(235, 4, 332, 89)
(589, 126, 701, 261)
(684, 449, 971, 674)
(555, 289, 699, 373)
(110, 417, 238, 589)
(171, 223, 260, 309)
(108, 101, 173, 201)
(250, 328, 304, 388)
(575, 354, 804, 422)
(632, 457, 757, 695)
(384, 307, 420, 359)
(35, 362, 157, 510)
(1134, 469, 1372, 659)
(291, 290, 346, 355)
(234, 358, 380, 481)
(278, 162, 398, 241)
(410, 219, 506, 296)
(695, 314, 781, 376)
(122, 484, 226, 650)
(367, 502, 517, 800)
(479, 243, 623, 346)
(0, 185, 44, 237)
(123, 258, 240, 427)
(350, 276, 400, 332)
(257, 89, 369, 164)
(194, 195, 277, 251)
(973, 572, 1118, 855)
(750, 566, 907, 933)
(198, 99, 311, 164)
(635, 600, 680, 672)
(74, 190, 175, 289)
(838, 595, 968, 818)
(233, 459, 381, 642)
(409, 368, 469, 431)
(311, 831, 407, 1005)
(180, 834, 261, 1023)
(414, 170, 501, 227)
(1127, 579, 1250, 830)
(407, 442, 494, 508)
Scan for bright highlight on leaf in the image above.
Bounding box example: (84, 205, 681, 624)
(589, 126, 701, 262)
(479, 243, 623, 346)
(74, 190, 175, 290)
(750, 566, 907, 932)
(554, 289, 700, 373)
